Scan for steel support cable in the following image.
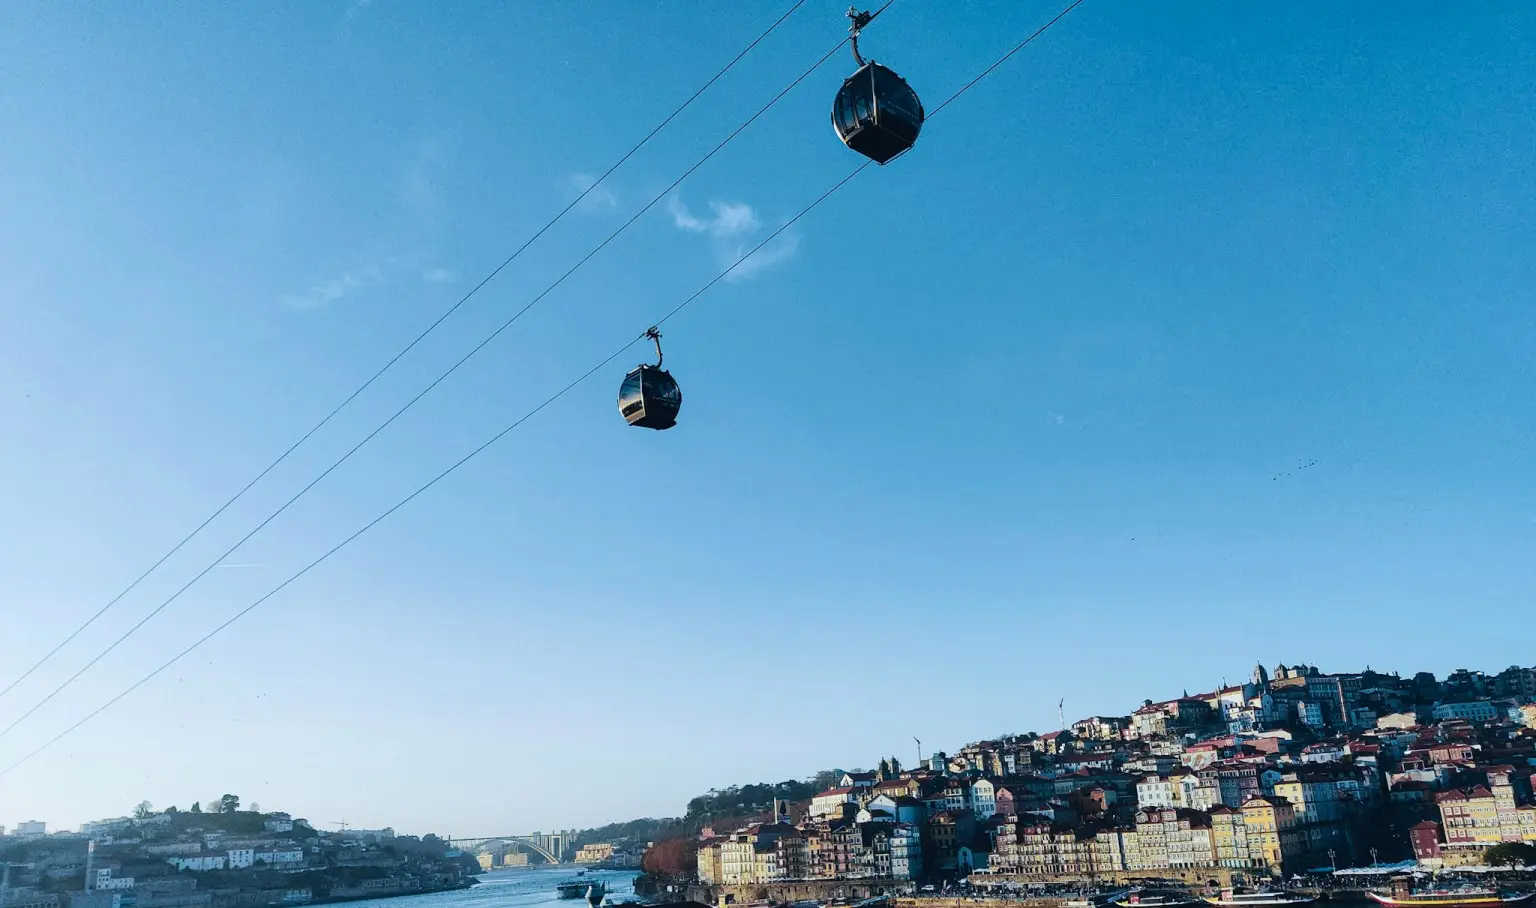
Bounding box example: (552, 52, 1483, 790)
(0, 0, 812, 705)
(0, 31, 854, 741)
(0, 0, 1085, 778)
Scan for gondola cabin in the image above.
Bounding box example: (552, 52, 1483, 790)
(832, 61, 924, 165)
(618, 364, 681, 430)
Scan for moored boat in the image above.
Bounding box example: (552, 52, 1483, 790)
(557, 881, 608, 900)
(1115, 894, 1202, 908)
(1202, 890, 1316, 907)
(1367, 887, 1535, 908)
(1068, 889, 1137, 908)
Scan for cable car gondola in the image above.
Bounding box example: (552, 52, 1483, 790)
(832, 6, 925, 165)
(617, 328, 682, 430)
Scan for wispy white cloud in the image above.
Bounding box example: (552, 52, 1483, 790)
(277, 259, 457, 310)
(668, 197, 760, 238)
(723, 233, 801, 283)
(277, 265, 384, 310)
(569, 173, 619, 212)
(668, 195, 798, 281)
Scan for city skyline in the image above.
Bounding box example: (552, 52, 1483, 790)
(6, 657, 1532, 836)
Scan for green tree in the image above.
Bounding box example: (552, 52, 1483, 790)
(190, 802, 202, 814)
(134, 801, 155, 819)
(1484, 843, 1536, 867)
(218, 794, 240, 814)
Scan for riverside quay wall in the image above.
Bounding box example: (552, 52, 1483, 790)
(682, 865, 1248, 908)
(689, 880, 912, 904)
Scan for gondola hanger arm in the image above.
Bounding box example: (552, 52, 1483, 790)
(644, 327, 664, 368)
(847, 7, 873, 65)
(847, 2, 893, 66)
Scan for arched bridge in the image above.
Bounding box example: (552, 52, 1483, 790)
(446, 834, 564, 865)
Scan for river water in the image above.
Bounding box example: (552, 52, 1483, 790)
(334, 868, 643, 908)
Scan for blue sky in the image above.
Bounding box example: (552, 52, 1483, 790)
(1, 0, 1532, 834)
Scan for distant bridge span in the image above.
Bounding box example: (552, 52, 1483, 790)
(446, 834, 563, 865)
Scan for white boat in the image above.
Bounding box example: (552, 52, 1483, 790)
(1068, 889, 1137, 908)
(1114, 895, 1202, 908)
(1367, 887, 1536, 908)
(1202, 890, 1316, 908)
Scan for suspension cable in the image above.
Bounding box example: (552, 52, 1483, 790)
(0, 0, 813, 707)
(0, 0, 1087, 779)
(0, 19, 852, 740)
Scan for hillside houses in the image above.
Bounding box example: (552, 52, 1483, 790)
(692, 662, 1536, 887)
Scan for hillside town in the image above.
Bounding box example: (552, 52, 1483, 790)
(0, 799, 477, 908)
(689, 662, 1536, 894)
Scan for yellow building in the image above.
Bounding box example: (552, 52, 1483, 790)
(503, 852, 530, 867)
(574, 843, 616, 864)
(1273, 767, 1353, 827)
(1241, 796, 1302, 875)
(696, 840, 723, 884)
(1210, 807, 1249, 868)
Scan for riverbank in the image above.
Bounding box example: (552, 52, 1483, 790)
(648, 877, 1536, 908)
(310, 882, 479, 907)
